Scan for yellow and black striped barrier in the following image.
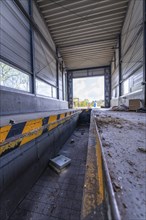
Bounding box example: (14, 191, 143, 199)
(0, 110, 81, 157)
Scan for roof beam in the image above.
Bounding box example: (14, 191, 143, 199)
(59, 38, 117, 49)
(67, 65, 110, 72)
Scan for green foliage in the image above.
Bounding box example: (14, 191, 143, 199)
(73, 98, 104, 108)
(0, 62, 29, 91)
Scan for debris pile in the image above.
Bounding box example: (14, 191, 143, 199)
(111, 104, 129, 111)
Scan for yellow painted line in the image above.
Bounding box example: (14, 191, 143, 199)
(60, 113, 65, 119)
(96, 135, 104, 205)
(48, 122, 58, 131)
(67, 112, 70, 116)
(0, 125, 12, 143)
(48, 115, 58, 131)
(0, 111, 79, 156)
(22, 119, 42, 134)
(20, 118, 43, 146)
(20, 130, 42, 146)
(48, 115, 57, 124)
(0, 139, 22, 156)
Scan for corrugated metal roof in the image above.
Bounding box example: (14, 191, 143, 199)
(36, 0, 129, 70)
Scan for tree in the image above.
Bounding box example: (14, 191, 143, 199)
(0, 62, 29, 91)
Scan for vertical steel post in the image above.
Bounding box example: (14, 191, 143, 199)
(143, 0, 146, 106)
(67, 71, 73, 108)
(29, 0, 36, 94)
(56, 47, 59, 99)
(119, 34, 122, 97)
(62, 61, 64, 100)
(104, 68, 111, 108)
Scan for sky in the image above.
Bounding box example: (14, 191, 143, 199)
(73, 76, 104, 102)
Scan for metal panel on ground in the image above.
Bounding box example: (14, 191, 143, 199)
(0, 0, 31, 73)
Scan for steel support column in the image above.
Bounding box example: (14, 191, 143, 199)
(67, 71, 73, 108)
(62, 61, 64, 100)
(119, 34, 122, 97)
(143, 0, 146, 107)
(104, 68, 111, 108)
(56, 48, 59, 99)
(29, 0, 36, 94)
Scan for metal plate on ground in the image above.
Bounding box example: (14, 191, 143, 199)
(49, 155, 71, 173)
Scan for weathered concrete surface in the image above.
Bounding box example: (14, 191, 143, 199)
(0, 89, 68, 116)
(0, 114, 79, 220)
(94, 109, 146, 220)
(0, 109, 75, 127)
(9, 125, 89, 220)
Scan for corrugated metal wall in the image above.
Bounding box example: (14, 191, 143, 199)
(33, 3, 57, 86)
(111, 0, 143, 105)
(0, 0, 31, 73)
(121, 0, 143, 95)
(0, 0, 69, 105)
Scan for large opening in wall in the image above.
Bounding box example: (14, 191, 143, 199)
(73, 76, 104, 108)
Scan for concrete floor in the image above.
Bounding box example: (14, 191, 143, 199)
(9, 125, 89, 220)
(94, 109, 146, 220)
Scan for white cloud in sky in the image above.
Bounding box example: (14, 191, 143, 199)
(73, 76, 104, 101)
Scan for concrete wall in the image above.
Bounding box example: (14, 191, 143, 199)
(111, 90, 144, 107)
(0, 88, 68, 115)
(0, 114, 79, 220)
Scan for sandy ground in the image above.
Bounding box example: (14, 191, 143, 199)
(94, 109, 146, 220)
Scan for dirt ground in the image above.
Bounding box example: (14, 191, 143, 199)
(94, 109, 146, 220)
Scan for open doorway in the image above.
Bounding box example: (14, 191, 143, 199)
(73, 76, 104, 108)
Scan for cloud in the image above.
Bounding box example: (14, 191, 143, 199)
(73, 76, 104, 101)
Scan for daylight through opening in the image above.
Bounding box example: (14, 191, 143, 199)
(73, 76, 105, 108)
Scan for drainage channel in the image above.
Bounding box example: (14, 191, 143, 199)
(9, 125, 89, 220)
(1, 110, 121, 220)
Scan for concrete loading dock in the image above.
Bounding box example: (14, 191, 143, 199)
(0, 0, 146, 220)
